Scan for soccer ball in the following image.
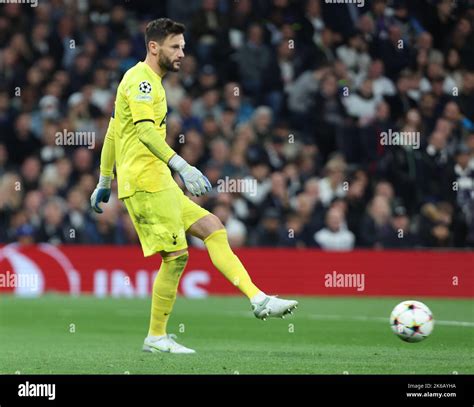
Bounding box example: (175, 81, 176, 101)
(390, 300, 434, 342)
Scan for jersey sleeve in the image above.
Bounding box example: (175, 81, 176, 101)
(135, 120, 176, 164)
(100, 117, 116, 177)
(125, 76, 156, 124)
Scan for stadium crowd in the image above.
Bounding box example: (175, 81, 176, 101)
(0, 0, 473, 249)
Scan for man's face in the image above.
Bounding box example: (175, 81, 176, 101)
(151, 33, 185, 73)
(327, 210, 342, 232)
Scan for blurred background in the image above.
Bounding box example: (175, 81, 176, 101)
(0, 0, 473, 250)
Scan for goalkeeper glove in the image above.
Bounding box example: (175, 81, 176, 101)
(168, 154, 212, 196)
(90, 175, 112, 213)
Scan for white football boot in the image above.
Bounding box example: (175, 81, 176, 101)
(251, 295, 298, 320)
(142, 334, 196, 354)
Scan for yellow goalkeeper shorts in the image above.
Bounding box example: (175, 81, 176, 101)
(123, 187, 210, 256)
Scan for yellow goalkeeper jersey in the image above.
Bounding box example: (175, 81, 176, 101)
(113, 61, 176, 199)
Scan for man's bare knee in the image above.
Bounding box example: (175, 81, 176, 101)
(206, 214, 224, 231)
(200, 214, 225, 240)
(187, 214, 224, 240)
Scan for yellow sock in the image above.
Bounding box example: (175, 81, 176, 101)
(204, 229, 260, 299)
(148, 252, 188, 337)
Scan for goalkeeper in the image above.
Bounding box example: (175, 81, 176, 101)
(90, 18, 298, 354)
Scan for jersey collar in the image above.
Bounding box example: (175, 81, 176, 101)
(141, 61, 164, 80)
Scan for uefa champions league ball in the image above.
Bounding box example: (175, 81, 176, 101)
(390, 300, 434, 343)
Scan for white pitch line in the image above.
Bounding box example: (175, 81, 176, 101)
(112, 310, 474, 327)
(308, 314, 474, 327)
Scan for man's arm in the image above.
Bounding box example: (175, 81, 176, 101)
(100, 117, 116, 177)
(135, 120, 212, 196)
(90, 118, 115, 213)
(135, 119, 175, 163)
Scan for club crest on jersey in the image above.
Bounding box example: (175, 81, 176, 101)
(139, 81, 152, 94)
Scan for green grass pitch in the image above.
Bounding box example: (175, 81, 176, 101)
(0, 295, 472, 374)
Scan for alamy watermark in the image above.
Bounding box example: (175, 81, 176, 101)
(0, 0, 38, 7)
(217, 176, 257, 197)
(325, 271, 365, 292)
(18, 382, 55, 401)
(325, 0, 365, 7)
(55, 129, 95, 149)
(0, 270, 38, 290)
(380, 129, 420, 149)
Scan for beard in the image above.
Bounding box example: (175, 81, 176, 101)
(158, 52, 180, 73)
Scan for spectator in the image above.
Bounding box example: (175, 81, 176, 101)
(309, 73, 347, 159)
(251, 208, 282, 247)
(241, 150, 272, 207)
(453, 143, 474, 245)
(344, 78, 381, 124)
(192, 87, 222, 120)
(357, 59, 395, 98)
(16, 224, 36, 245)
(252, 106, 273, 143)
(374, 25, 412, 80)
(287, 65, 329, 130)
(90, 68, 114, 114)
(357, 100, 393, 171)
(20, 157, 42, 193)
(23, 190, 43, 230)
(233, 23, 272, 97)
(419, 202, 454, 247)
(261, 41, 296, 114)
(177, 96, 201, 132)
(86, 196, 124, 244)
(195, 64, 219, 96)
(419, 92, 438, 134)
(163, 73, 186, 110)
(381, 205, 419, 248)
(278, 212, 306, 248)
(358, 195, 392, 247)
(260, 171, 291, 218)
(336, 32, 371, 75)
(6, 113, 41, 165)
(319, 157, 347, 207)
(36, 197, 76, 244)
(422, 0, 457, 52)
(293, 191, 325, 246)
(227, 0, 254, 51)
(178, 55, 199, 95)
(459, 71, 474, 122)
(384, 71, 417, 123)
(212, 202, 247, 247)
(346, 172, 369, 237)
(66, 187, 91, 241)
(207, 138, 239, 177)
(299, 0, 325, 48)
(190, 0, 227, 64)
(313, 207, 355, 251)
(420, 130, 456, 204)
(222, 81, 254, 124)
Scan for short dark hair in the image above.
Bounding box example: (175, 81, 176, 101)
(145, 18, 185, 48)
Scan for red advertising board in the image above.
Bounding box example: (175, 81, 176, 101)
(0, 244, 472, 298)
